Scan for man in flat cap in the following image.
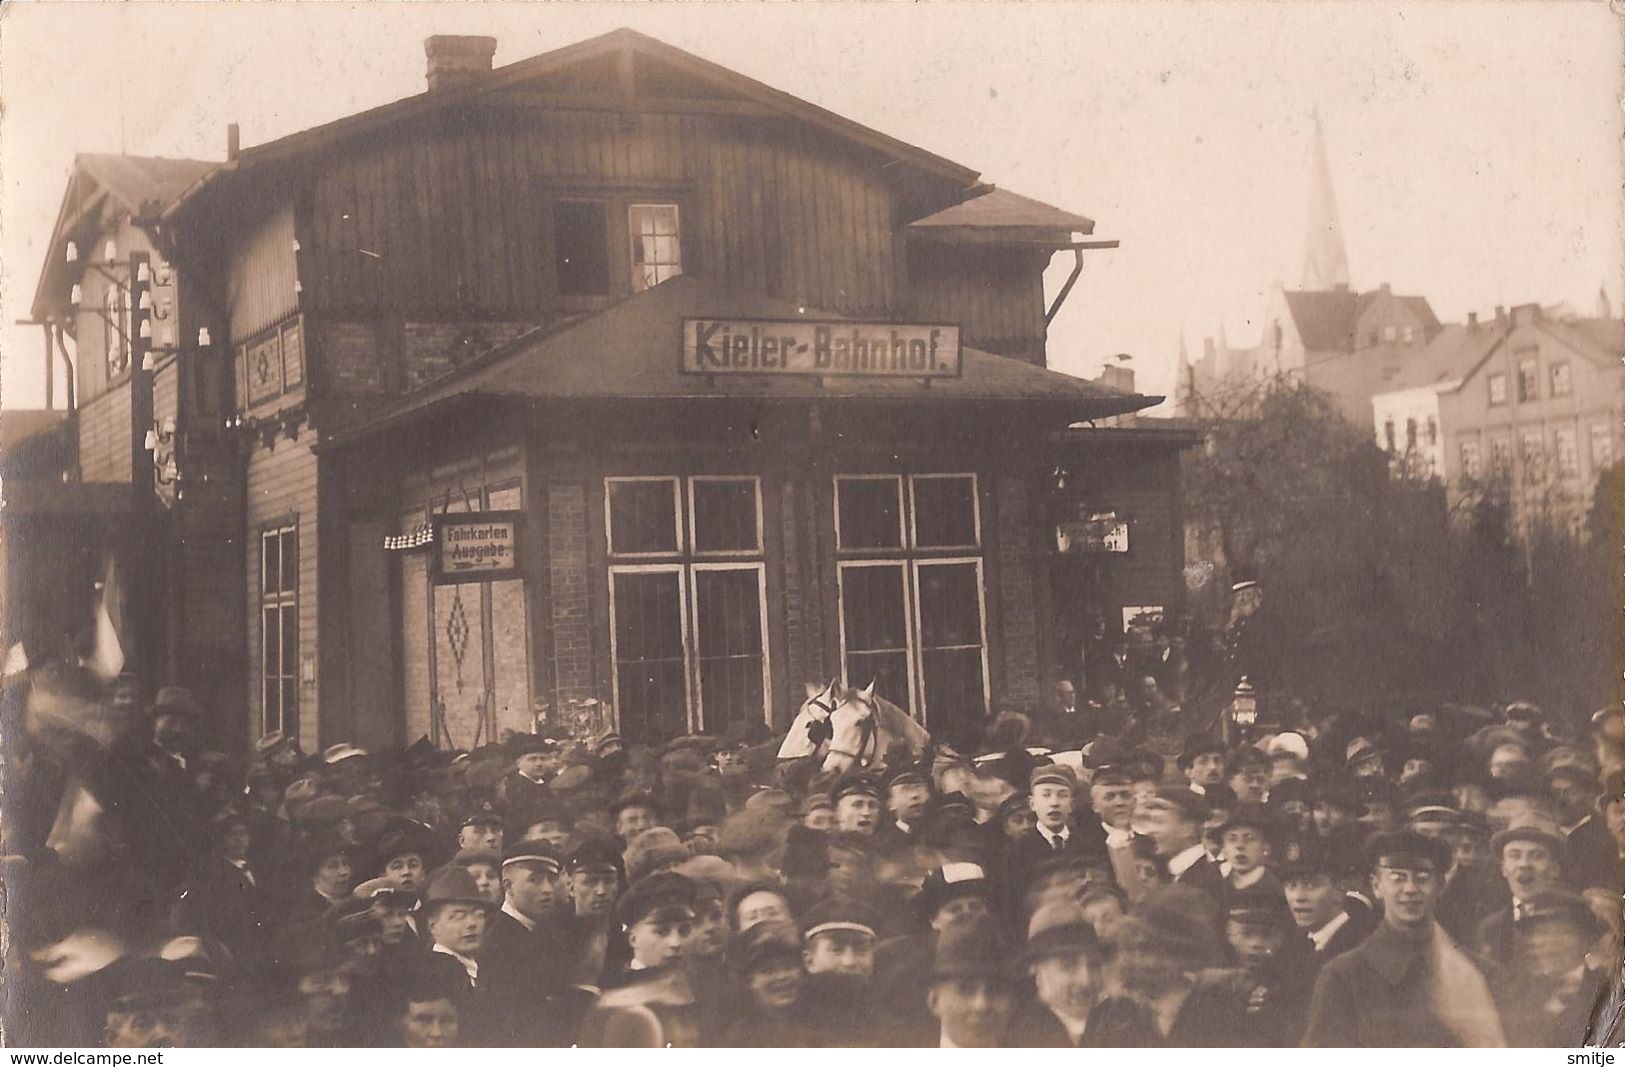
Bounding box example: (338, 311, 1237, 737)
(797, 896, 882, 1045)
(480, 838, 569, 1044)
(832, 772, 885, 836)
(1303, 830, 1506, 1046)
(873, 861, 993, 1034)
(1220, 888, 1317, 1046)
(872, 766, 931, 855)
(1138, 787, 1226, 908)
(577, 872, 703, 1047)
(1000, 763, 1096, 918)
(1279, 838, 1373, 960)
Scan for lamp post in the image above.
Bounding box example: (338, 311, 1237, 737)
(1225, 676, 1258, 747)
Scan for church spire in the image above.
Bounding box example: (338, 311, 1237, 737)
(1301, 111, 1351, 292)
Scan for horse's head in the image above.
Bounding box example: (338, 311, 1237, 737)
(823, 679, 880, 774)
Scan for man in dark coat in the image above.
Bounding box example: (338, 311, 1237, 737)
(1474, 814, 1568, 964)
(1003, 899, 1147, 1046)
(1137, 788, 1227, 910)
(1001, 764, 1101, 919)
(1497, 889, 1614, 1046)
(1279, 839, 1373, 960)
(1303, 830, 1507, 1046)
(478, 838, 569, 1045)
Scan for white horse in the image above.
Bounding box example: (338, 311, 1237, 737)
(777, 677, 931, 774)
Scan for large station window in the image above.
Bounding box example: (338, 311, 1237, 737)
(834, 474, 988, 731)
(607, 476, 767, 743)
(260, 523, 298, 737)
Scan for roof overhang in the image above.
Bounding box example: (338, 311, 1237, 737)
(318, 276, 1159, 452)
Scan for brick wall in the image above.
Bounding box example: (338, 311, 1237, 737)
(546, 482, 595, 707)
(322, 322, 389, 395)
(994, 474, 1042, 708)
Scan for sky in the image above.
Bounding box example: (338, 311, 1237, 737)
(1, 1, 1620, 413)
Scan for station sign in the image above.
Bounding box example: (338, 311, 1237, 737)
(682, 318, 961, 379)
(433, 511, 524, 584)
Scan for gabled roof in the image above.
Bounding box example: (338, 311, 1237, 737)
(1378, 323, 1505, 395)
(1542, 317, 1624, 369)
(1283, 289, 1359, 351)
(31, 154, 216, 321)
(77, 155, 216, 217)
(1284, 287, 1441, 353)
(908, 187, 1094, 241)
(168, 28, 983, 224)
(321, 275, 1157, 450)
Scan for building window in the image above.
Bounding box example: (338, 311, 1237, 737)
(1381, 324, 1397, 342)
(104, 284, 130, 377)
(1554, 426, 1579, 479)
(1459, 438, 1482, 479)
(1405, 418, 1418, 452)
(1426, 416, 1438, 447)
(834, 474, 987, 731)
(1517, 357, 1539, 403)
(260, 523, 298, 737)
(606, 476, 767, 742)
(553, 201, 611, 296)
(1402, 326, 1416, 344)
(1550, 362, 1572, 397)
(1591, 424, 1615, 471)
(1488, 373, 1508, 406)
(629, 203, 682, 291)
(1383, 419, 1397, 452)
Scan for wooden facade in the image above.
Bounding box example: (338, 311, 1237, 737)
(24, 30, 1187, 752)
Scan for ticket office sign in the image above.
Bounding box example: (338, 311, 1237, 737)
(682, 318, 962, 378)
(433, 511, 524, 584)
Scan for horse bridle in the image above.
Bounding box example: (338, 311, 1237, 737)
(824, 701, 879, 767)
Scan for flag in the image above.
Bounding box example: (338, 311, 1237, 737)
(87, 554, 125, 681)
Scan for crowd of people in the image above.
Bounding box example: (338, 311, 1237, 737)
(3, 621, 1623, 1048)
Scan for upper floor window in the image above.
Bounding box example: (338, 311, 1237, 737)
(1426, 416, 1438, 447)
(1381, 324, 1397, 343)
(1517, 358, 1539, 403)
(1405, 418, 1418, 451)
(1487, 373, 1508, 406)
(1550, 362, 1572, 397)
(552, 197, 685, 299)
(553, 201, 612, 297)
(1520, 428, 1545, 476)
(1489, 434, 1512, 472)
(1383, 419, 1397, 452)
(104, 284, 130, 377)
(1402, 326, 1416, 344)
(629, 204, 683, 291)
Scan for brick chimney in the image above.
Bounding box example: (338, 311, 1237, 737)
(425, 35, 497, 91)
(1097, 365, 1135, 393)
(1467, 311, 1479, 331)
(1494, 305, 1508, 329)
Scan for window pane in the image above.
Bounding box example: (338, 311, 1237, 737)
(612, 570, 687, 744)
(921, 647, 987, 730)
(1592, 425, 1615, 470)
(262, 606, 280, 676)
(608, 480, 679, 554)
(692, 479, 759, 552)
(837, 478, 902, 549)
(554, 201, 610, 296)
(281, 680, 298, 732)
(280, 529, 298, 594)
(264, 677, 280, 734)
(913, 476, 978, 548)
(841, 564, 908, 652)
(262, 533, 280, 597)
(694, 568, 765, 733)
(628, 204, 682, 292)
(846, 650, 911, 710)
(281, 604, 299, 675)
(917, 563, 983, 649)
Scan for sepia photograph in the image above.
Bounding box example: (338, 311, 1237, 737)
(0, 0, 1621, 1050)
